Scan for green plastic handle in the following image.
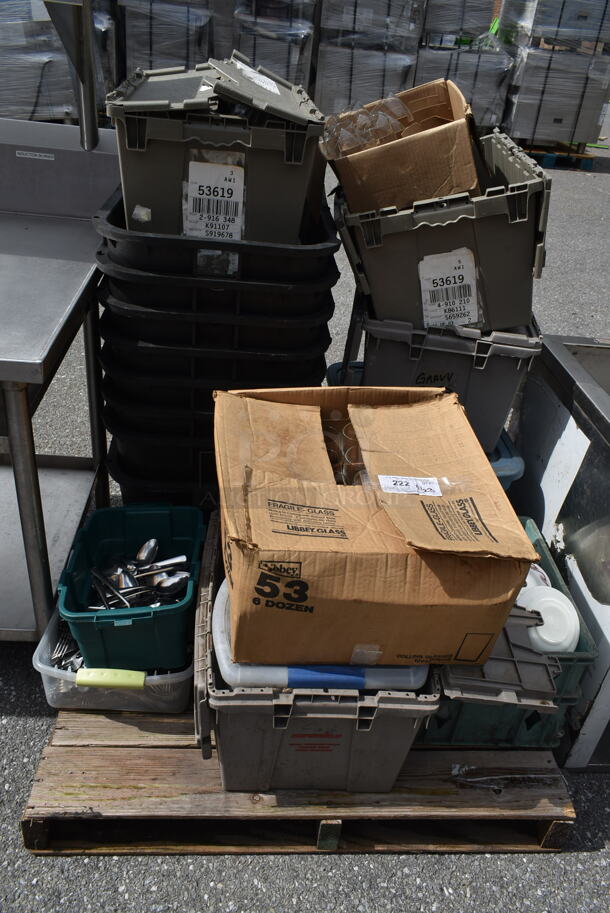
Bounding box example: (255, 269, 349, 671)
(75, 668, 147, 689)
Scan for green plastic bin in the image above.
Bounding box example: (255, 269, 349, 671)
(521, 516, 597, 698)
(419, 692, 580, 749)
(58, 505, 205, 672)
(416, 516, 597, 749)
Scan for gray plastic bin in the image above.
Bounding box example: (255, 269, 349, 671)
(336, 131, 551, 332)
(362, 317, 542, 452)
(194, 536, 441, 792)
(106, 52, 325, 241)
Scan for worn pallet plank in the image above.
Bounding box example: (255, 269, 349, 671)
(51, 712, 197, 749)
(24, 746, 573, 821)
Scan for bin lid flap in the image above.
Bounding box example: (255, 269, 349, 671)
(198, 53, 324, 127)
(441, 607, 561, 707)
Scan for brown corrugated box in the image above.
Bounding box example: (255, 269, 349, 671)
(214, 386, 537, 667)
(329, 80, 480, 214)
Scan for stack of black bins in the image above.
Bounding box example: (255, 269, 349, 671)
(94, 189, 340, 509)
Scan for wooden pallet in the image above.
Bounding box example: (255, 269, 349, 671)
(22, 710, 576, 855)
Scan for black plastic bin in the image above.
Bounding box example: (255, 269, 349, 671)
(107, 442, 219, 511)
(94, 188, 340, 281)
(100, 272, 337, 318)
(98, 277, 335, 351)
(100, 340, 328, 390)
(99, 310, 331, 381)
(96, 247, 339, 311)
(99, 352, 325, 410)
(103, 400, 215, 450)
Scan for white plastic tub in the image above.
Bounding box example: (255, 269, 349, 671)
(33, 610, 193, 712)
(212, 579, 429, 691)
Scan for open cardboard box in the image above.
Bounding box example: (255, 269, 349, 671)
(328, 79, 481, 214)
(214, 386, 537, 667)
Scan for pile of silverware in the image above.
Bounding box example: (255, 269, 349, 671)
(51, 620, 83, 672)
(88, 538, 192, 611)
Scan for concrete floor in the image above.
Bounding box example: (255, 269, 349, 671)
(1, 112, 609, 912)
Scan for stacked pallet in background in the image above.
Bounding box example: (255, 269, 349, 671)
(499, 0, 610, 146)
(0, 0, 76, 121)
(232, 1, 317, 87)
(314, 0, 425, 112)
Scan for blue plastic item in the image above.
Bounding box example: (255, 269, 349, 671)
(212, 579, 429, 691)
(488, 431, 525, 489)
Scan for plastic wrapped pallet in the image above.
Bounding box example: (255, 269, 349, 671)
(120, 0, 212, 71)
(233, 8, 314, 85)
(208, 0, 237, 58)
(504, 47, 610, 144)
(321, 0, 425, 49)
(315, 41, 416, 112)
(0, 48, 76, 120)
(0, 1, 76, 121)
(423, 0, 496, 41)
(414, 47, 513, 126)
(499, 0, 610, 45)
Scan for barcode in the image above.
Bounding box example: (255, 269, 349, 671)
(428, 284, 473, 305)
(190, 197, 240, 218)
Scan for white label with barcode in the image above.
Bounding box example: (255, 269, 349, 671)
(419, 247, 479, 328)
(184, 162, 244, 240)
(234, 59, 280, 95)
(378, 475, 442, 496)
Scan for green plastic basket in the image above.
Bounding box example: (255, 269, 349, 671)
(521, 516, 597, 698)
(58, 504, 205, 672)
(416, 516, 596, 749)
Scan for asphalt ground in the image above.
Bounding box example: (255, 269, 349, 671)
(1, 110, 609, 912)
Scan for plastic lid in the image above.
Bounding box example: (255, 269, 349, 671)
(107, 52, 324, 128)
(441, 606, 560, 706)
(199, 52, 325, 127)
(518, 586, 580, 654)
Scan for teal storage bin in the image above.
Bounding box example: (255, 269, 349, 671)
(58, 505, 205, 672)
(416, 516, 596, 749)
(419, 692, 580, 749)
(521, 516, 597, 698)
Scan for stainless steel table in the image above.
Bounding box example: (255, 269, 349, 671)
(0, 211, 109, 639)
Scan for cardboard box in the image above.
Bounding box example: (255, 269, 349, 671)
(328, 80, 480, 214)
(214, 386, 538, 666)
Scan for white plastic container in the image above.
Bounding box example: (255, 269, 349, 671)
(33, 610, 193, 712)
(212, 579, 429, 691)
(519, 586, 580, 654)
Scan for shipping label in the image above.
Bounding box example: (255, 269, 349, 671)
(378, 474, 442, 496)
(184, 161, 244, 240)
(234, 59, 280, 95)
(420, 497, 499, 543)
(419, 247, 479, 328)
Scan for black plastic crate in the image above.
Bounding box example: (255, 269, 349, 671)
(96, 248, 340, 311)
(100, 340, 328, 390)
(99, 311, 331, 381)
(107, 442, 219, 512)
(103, 401, 214, 448)
(94, 188, 340, 281)
(98, 279, 334, 351)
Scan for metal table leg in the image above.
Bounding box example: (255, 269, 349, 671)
(2, 382, 54, 635)
(83, 286, 109, 508)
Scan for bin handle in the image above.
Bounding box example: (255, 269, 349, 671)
(94, 611, 154, 627)
(412, 194, 475, 226)
(75, 668, 146, 689)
